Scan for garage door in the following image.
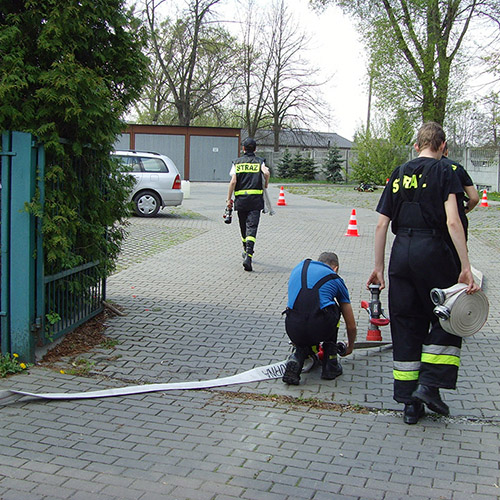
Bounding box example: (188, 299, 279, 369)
(189, 136, 239, 181)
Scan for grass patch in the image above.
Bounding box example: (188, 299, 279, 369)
(270, 177, 345, 185)
(485, 191, 500, 202)
(66, 358, 95, 376)
(99, 338, 119, 349)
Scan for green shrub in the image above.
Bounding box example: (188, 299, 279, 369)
(322, 145, 344, 183)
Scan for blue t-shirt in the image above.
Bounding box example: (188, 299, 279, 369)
(287, 260, 351, 309)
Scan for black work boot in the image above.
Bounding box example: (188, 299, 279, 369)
(403, 400, 425, 425)
(243, 241, 254, 271)
(412, 384, 450, 416)
(242, 255, 252, 271)
(282, 346, 309, 385)
(321, 341, 343, 380)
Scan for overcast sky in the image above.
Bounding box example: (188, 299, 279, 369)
(281, 0, 368, 140)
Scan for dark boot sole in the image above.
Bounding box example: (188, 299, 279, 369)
(321, 369, 342, 380)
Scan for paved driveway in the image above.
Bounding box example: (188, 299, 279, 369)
(0, 183, 499, 500)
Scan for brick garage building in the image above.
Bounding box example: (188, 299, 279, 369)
(115, 124, 241, 181)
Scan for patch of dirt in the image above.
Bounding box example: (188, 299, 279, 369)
(213, 390, 372, 414)
(40, 306, 120, 364)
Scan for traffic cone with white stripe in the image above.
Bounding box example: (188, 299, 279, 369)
(277, 186, 287, 206)
(345, 209, 359, 237)
(480, 189, 488, 207)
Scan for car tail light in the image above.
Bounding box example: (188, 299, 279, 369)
(173, 175, 181, 189)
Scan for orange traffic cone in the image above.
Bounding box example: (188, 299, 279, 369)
(345, 209, 359, 236)
(480, 189, 488, 207)
(276, 186, 287, 206)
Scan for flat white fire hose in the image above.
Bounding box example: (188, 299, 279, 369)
(0, 342, 391, 406)
(430, 283, 489, 337)
(263, 187, 275, 215)
(0, 360, 303, 405)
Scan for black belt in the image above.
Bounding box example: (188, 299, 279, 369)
(397, 228, 443, 236)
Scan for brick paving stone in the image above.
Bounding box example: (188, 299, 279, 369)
(0, 477, 39, 493)
(168, 486, 217, 500)
(83, 462, 126, 476)
(68, 492, 117, 500)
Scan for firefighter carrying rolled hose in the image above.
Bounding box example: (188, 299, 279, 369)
(367, 122, 481, 425)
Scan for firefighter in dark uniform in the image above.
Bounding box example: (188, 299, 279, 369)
(227, 137, 270, 272)
(441, 145, 479, 239)
(440, 145, 479, 268)
(367, 122, 480, 425)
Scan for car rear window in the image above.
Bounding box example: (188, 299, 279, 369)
(141, 158, 169, 173)
(115, 155, 169, 173)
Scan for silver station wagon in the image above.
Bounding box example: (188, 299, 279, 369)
(113, 150, 184, 217)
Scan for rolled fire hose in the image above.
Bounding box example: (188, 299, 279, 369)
(430, 283, 489, 337)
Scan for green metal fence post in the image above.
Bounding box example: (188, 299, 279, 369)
(35, 142, 45, 346)
(9, 132, 37, 362)
(1, 131, 13, 355)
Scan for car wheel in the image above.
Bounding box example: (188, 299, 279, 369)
(134, 190, 161, 217)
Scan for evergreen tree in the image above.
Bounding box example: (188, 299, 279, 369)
(0, 0, 148, 275)
(322, 145, 344, 183)
(276, 149, 293, 178)
(290, 151, 304, 178)
(299, 155, 317, 181)
(0, 0, 148, 151)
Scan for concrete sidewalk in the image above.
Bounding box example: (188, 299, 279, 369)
(1, 183, 499, 500)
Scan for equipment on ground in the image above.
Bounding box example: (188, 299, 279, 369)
(335, 340, 392, 357)
(355, 183, 375, 192)
(361, 284, 390, 341)
(310, 341, 391, 360)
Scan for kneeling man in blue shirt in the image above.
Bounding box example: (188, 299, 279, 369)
(283, 252, 357, 385)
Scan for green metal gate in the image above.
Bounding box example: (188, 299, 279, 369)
(0, 131, 43, 362)
(1, 131, 105, 363)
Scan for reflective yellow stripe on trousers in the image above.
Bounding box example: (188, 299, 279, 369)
(422, 345, 460, 367)
(393, 361, 420, 381)
(421, 353, 460, 367)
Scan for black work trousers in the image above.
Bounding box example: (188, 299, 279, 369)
(285, 306, 339, 347)
(388, 231, 461, 403)
(237, 209, 261, 256)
